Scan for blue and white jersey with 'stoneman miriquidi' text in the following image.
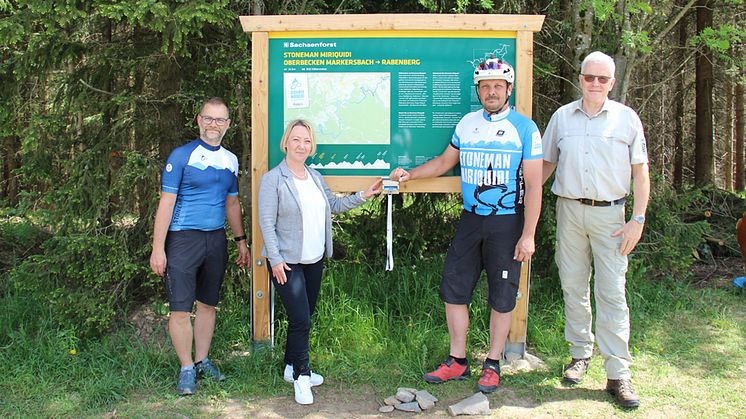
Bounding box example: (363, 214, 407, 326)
(451, 108, 542, 216)
(161, 139, 239, 231)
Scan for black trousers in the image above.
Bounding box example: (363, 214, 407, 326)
(270, 259, 324, 379)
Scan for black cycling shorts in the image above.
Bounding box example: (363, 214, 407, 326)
(441, 210, 523, 313)
(165, 229, 228, 312)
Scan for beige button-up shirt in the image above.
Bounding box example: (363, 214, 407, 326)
(542, 99, 648, 201)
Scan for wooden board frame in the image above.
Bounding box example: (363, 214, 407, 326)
(242, 14, 544, 355)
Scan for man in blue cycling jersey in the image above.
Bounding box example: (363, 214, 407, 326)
(390, 58, 542, 393)
(150, 97, 250, 395)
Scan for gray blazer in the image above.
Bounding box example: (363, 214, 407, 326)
(258, 159, 366, 267)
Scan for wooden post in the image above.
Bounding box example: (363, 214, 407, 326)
(250, 31, 271, 341)
(507, 29, 537, 356)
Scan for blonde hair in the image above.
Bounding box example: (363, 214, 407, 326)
(280, 119, 317, 155)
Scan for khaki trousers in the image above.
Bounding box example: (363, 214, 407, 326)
(555, 197, 632, 379)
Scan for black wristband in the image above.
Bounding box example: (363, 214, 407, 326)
(233, 235, 247, 242)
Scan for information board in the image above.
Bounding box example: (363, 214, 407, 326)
(267, 32, 516, 176)
(241, 14, 544, 349)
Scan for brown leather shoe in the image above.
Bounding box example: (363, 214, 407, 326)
(563, 357, 590, 384)
(606, 379, 640, 408)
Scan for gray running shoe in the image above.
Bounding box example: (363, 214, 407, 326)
(177, 368, 197, 395)
(196, 359, 225, 382)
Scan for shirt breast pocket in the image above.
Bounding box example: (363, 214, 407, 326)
(598, 131, 632, 168)
(556, 129, 585, 153)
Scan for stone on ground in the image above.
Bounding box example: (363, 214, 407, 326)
(395, 401, 422, 413)
(415, 389, 438, 403)
(448, 392, 490, 416)
(395, 388, 415, 403)
(523, 352, 547, 370)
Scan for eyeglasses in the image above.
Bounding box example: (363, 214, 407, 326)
(200, 115, 230, 126)
(580, 74, 612, 84)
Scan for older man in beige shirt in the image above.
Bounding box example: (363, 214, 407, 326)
(542, 51, 650, 409)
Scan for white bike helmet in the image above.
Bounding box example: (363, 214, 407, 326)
(473, 57, 515, 85)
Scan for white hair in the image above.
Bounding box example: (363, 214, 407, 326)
(580, 51, 616, 77)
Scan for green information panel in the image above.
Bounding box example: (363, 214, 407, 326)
(268, 34, 516, 176)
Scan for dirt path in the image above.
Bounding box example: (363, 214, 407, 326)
(197, 382, 689, 418)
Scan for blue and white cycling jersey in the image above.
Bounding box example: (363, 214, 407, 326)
(161, 139, 239, 231)
(451, 108, 542, 216)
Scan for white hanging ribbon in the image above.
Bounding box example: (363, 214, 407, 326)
(386, 194, 394, 271)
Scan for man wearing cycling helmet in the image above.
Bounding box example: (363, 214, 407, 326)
(542, 51, 649, 408)
(390, 57, 543, 393)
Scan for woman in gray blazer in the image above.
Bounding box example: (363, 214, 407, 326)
(258, 119, 381, 405)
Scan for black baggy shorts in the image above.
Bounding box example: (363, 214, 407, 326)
(441, 210, 523, 313)
(165, 229, 228, 312)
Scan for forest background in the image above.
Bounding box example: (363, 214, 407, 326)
(0, 0, 745, 417)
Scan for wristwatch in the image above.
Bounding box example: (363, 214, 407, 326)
(632, 215, 645, 225)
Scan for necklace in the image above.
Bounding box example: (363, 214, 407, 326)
(290, 166, 308, 180)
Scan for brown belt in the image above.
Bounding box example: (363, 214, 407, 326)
(575, 197, 626, 207)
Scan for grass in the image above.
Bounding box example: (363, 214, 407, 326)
(1, 254, 745, 417)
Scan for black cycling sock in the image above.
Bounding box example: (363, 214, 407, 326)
(484, 357, 501, 371)
(449, 355, 468, 366)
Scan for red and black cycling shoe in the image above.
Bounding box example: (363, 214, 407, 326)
(477, 362, 500, 393)
(423, 357, 470, 383)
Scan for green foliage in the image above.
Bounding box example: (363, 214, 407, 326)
(0, 0, 254, 336)
(417, 0, 494, 13)
(98, 0, 234, 54)
(0, 215, 48, 276)
(633, 183, 711, 278)
(333, 193, 460, 263)
(690, 21, 746, 84)
(3, 241, 746, 416)
(534, 181, 738, 283)
(589, 0, 616, 22)
(531, 185, 559, 279)
(8, 232, 149, 336)
(691, 24, 744, 54)
(622, 29, 652, 54)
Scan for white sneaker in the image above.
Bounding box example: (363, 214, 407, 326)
(283, 364, 324, 386)
(293, 375, 314, 405)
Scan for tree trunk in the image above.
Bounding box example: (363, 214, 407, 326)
(694, 0, 714, 186)
(156, 57, 184, 162)
(252, 0, 263, 15)
(673, 3, 687, 190)
(235, 83, 252, 221)
(560, 0, 593, 103)
(612, 0, 635, 103)
(100, 19, 116, 229)
(736, 77, 745, 191)
(565, 0, 593, 102)
(131, 27, 155, 241)
(725, 76, 734, 190)
(2, 136, 19, 206)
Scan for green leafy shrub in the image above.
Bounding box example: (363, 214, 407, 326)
(333, 193, 461, 264)
(8, 233, 148, 336)
(531, 181, 726, 282)
(634, 184, 711, 278)
(0, 215, 49, 276)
